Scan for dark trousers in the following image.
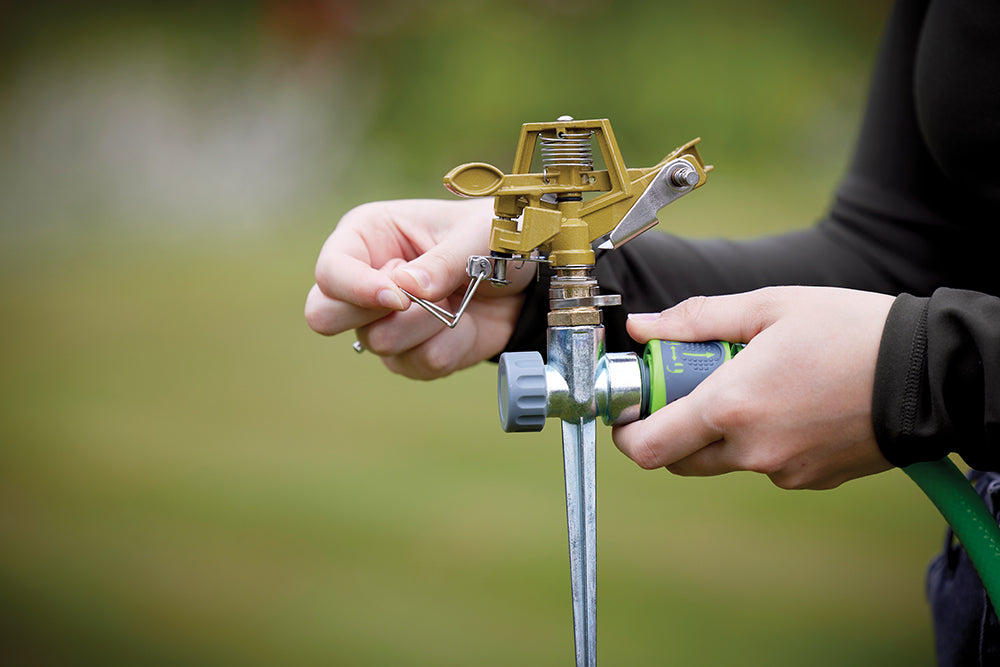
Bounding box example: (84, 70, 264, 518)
(928, 470, 1000, 666)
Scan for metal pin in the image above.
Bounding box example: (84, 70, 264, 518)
(668, 164, 699, 188)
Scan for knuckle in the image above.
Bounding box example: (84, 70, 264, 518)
(768, 470, 810, 491)
(741, 287, 782, 332)
(304, 288, 321, 321)
(770, 464, 839, 491)
(304, 289, 335, 335)
(313, 259, 333, 293)
(380, 355, 419, 380)
(303, 304, 328, 335)
(364, 323, 399, 356)
(419, 252, 462, 299)
(625, 432, 664, 470)
(744, 449, 786, 477)
(424, 251, 453, 281)
(419, 343, 457, 378)
(382, 352, 443, 382)
(673, 295, 709, 323)
(665, 461, 692, 477)
(707, 385, 755, 432)
(634, 451, 662, 471)
(768, 472, 797, 490)
(340, 201, 389, 229)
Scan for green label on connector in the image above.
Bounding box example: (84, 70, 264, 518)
(643, 340, 742, 415)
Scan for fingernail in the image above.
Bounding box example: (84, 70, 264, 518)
(377, 288, 406, 311)
(628, 312, 660, 322)
(398, 266, 431, 290)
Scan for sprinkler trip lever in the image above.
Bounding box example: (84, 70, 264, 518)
(439, 117, 710, 667)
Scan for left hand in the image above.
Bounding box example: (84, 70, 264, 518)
(304, 198, 533, 380)
(612, 286, 896, 490)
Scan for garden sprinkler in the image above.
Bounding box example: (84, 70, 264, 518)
(405, 117, 711, 666)
(400, 116, 1000, 665)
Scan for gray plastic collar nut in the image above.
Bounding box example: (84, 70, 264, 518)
(497, 351, 548, 432)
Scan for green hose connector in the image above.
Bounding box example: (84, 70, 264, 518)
(903, 459, 1000, 606)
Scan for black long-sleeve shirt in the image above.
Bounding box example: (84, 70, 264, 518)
(505, 0, 1000, 469)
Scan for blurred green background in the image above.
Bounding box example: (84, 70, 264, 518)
(0, 0, 944, 664)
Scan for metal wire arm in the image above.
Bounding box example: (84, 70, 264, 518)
(399, 255, 494, 329)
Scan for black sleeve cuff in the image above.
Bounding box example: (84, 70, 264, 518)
(874, 289, 1000, 470)
(872, 293, 944, 466)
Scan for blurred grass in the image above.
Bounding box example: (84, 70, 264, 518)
(0, 210, 940, 666)
(0, 1, 947, 665)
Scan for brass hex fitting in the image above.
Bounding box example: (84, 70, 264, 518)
(548, 308, 603, 327)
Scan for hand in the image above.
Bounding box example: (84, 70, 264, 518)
(305, 199, 535, 380)
(612, 286, 896, 490)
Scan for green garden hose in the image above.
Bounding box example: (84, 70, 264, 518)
(903, 459, 1000, 606)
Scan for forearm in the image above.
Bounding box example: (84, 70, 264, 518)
(506, 217, 929, 354)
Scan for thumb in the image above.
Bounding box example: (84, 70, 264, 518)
(626, 289, 783, 344)
(391, 229, 482, 301)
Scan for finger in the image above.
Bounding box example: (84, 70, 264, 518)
(611, 389, 724, 470)
(315, 198, 494, 310)
(378, 294, 522, 380)
(664, 441, 741, 477)
(359, 298, 452, 356)
(625, 288, 786, 345)
(305, 283, 396, 335)
(313, 204, 416, 309)
(306, 258, 412, 335)
(314, 250, 409, 312)
(391, 218, 491, 302)
(379, 322, 471, 380)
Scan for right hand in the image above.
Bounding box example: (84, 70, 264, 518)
(612, 287, 894, 490)
(304, 198, 535, 380)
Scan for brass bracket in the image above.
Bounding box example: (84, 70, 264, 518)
(443, 118, 711, 268)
